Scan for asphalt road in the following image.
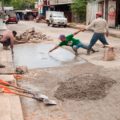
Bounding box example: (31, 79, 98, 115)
(7, 21, 120, 120)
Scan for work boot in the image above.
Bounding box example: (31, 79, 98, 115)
(73, 49, 78, 56)
(91, 48, 99, 53)
(0, 64, 5, 68)
(75, 51, 78, 56)
(87, 49, 91, 55)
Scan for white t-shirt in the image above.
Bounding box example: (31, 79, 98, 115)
(86, 17, 109, 33)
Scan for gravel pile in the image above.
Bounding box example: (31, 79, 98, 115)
(15, 28, 51, 44)
(55, 74, 116, 101)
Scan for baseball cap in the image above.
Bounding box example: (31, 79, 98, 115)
(96, 12, 102, 17)
(59, 34, 65, 39)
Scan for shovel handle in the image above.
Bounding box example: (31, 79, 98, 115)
(0, 79, 33, 95)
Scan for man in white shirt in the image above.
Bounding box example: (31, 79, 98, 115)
(85, 12, 109, 55)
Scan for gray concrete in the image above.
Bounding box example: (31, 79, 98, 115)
(14, 43, 86, 69)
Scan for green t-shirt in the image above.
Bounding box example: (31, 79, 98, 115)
(58, 34, 80, 47)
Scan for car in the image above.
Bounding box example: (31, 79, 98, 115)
(3, 12, 18, 24)
(4, 15, 18, 24)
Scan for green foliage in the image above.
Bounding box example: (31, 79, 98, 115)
(0, 0, 35, 9)
(71, 0, 87, 22)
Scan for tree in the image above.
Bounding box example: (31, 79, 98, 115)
(0, 0, 35, 9)
(71, 0, 87, 22)
(10, 0, 24, 9)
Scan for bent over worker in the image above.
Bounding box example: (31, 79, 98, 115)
(0, 30, 17, 54)
(49, 29, 96, 55)
(0, 30, 17, 68)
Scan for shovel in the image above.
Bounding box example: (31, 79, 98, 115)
(0, 80, 57, 105)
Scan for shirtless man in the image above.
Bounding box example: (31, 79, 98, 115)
(0, 30, 17, 68)
(0, 30, 17, 53)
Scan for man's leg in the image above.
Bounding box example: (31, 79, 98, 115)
(72, 45, 78, 55)
(99, 33, 109, 46)
(73, 42, 88, 55)
(87, 33, 99, 55)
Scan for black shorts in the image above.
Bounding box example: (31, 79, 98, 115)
(0, 39, 11, 47)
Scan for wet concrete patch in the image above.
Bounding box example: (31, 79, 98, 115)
(14, 43, 86, 69)
(55, 74, 116, 101)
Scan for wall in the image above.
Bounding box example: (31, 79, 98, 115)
(107, 0, 116, 27)
(86, 1, 98, 25)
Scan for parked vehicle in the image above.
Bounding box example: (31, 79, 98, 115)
(46, 11, 67, 27)
(3, 11, 18, 24)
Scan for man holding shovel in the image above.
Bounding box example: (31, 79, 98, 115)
(49, 29, 96, 55)
(0, 30, 17, 68)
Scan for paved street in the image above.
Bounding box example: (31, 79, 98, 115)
(6, 21, 120, 120)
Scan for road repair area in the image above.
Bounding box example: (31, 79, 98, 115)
(1, 21, 120, 120)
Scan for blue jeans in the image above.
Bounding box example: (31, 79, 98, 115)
(88, 33, 109, 49)
(73, 42, 88, 50)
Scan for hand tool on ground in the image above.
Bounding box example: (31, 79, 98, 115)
(0, 79, 57, 105)
(0, 79, 33, 95)
(11, 49, 16, 71)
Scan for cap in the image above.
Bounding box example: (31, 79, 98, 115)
(96, 12, 102, 17)
(59, 34, 65, 39)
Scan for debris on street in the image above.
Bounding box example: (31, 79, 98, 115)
(103, 47, 116, 61)
(16, 66, 28, 74)
(15, 28, 52, 44)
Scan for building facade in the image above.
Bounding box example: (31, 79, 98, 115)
(86, 0, 120, 28)
(36, 0, 73, 22)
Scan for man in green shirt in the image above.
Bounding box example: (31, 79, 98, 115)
(49, 29, 96, 55)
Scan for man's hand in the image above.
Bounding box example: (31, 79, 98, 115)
(80, 28, 86, 32)
(48, 45, 59, 53)
(49, 50, 52, 53)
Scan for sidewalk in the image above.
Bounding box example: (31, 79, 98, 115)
(0, 45, 24, 120)
(68, 23, 120, 38)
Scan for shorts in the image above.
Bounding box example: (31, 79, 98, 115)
(0, 39, 11, 47)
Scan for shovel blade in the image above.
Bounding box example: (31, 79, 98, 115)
(43, 99, 57, 105)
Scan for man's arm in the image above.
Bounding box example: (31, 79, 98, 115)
(9, 33, 15, 53)
(49, 45, 59, 52)
(73, 29, 84, 36)
(85, 20, 95, 30)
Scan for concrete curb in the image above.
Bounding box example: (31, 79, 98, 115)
(0, 48, 24, 120)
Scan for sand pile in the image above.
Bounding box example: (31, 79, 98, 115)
(55, 74, 116, 101)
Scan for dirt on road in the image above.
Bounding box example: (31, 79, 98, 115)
(55, 74, 116, 101)
(7, 21, 120, 120)
(17, 62, 120, 120)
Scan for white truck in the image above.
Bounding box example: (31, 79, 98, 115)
(46, 11, 67, 27)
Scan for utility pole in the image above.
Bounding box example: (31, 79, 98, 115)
(2, 0, 4, 11)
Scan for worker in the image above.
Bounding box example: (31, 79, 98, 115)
(0, 30, 17, 68)
(49, 29, 96, 55)
(85, 12, 109, 55)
